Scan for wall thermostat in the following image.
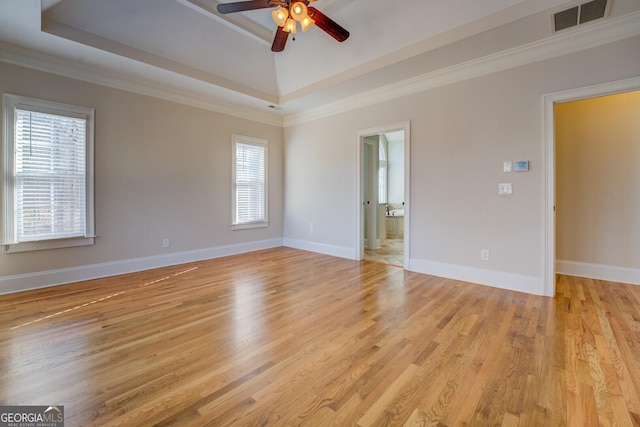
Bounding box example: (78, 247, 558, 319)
(514, 161, 529, 172)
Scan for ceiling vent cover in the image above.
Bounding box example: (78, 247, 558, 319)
(580, 0, 609, 23)
(553, 0, 609, 32)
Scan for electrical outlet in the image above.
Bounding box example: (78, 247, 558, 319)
(162, 238, 170, 248)
(480, 249, 490, 261)
(309, 222, 314, 237)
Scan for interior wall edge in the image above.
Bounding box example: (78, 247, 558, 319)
(283, 11, 640, 127)
(409, 258, 546, 296)
(556, 260, 640, 286)
(282, 238, 357, 261)
(0, 42, 284, 128)
(542, 75, 640, 296)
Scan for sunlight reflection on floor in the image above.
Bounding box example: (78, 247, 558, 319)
(10, 266, 199, 330)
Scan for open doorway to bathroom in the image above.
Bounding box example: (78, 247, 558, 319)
(357, 122, 410, 269)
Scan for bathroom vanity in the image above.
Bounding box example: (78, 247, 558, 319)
(385, 210, 404, 238)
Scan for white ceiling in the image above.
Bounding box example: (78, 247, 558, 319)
(0, 0, 633, 117)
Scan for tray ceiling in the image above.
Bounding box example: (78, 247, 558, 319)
(2, 0, 630, 116)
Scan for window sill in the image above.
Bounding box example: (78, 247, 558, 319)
(231, 222, 269, 231)
(4, 237, 95, 253)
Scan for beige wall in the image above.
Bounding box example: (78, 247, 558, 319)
(1, 35, 639, 295)
(283, 35, 640, 294)
(556, 90, 640, 269)
(0, 62, 284, 283)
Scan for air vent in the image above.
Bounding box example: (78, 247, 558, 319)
(554, 6, 579, 31)
(552, 0, 609, 32)
(580, 0, 608, 23)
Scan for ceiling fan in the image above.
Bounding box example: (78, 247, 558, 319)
(217, 0, 350, 52)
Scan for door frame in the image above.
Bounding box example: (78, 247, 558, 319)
(542, 76, 640, 296)
(362, 137, 380, 250)
(356, 121, 411, 269)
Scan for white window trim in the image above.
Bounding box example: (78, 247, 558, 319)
(2, 94, 95, 253)
(231, 134, 268, 230)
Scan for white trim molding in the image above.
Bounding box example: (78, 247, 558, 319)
(283, 238, 357, 261)
(0, 238, 283, 295)
(0, 42, 284, 128)
(284, 10, 640, 126)
(355, 121, 411, 270)
(1, 11, 637, 128)
(410, 258, 545, 296)
(557, 261, 640, 286)
(542, 76, 640, 297)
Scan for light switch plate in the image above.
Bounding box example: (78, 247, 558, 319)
(503, 161, 512, 172)
(499, 183, 512, 195)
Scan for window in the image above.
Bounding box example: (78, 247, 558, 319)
(231, 135, 268, 230)
(2, 94, 95, 252)
(378, 140, 388, 204)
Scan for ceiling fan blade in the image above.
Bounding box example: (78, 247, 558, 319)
(217, 0, 276, 14)
(271, 26, 288, 52)
(307, 7, 349, 42)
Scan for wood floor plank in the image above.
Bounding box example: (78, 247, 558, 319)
(1, 248, 639, 426)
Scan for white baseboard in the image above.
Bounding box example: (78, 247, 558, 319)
(0, 238, 283, 295)
(409, 258, 547, 296)
(556, 260, 640, 285)
(280, 242, 548, 295)
(283, 238, 357, 260)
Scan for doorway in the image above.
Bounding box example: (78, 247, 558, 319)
(543, 77, 640, 296)
(357, 121, 410, 269)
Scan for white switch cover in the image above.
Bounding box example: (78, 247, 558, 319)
(503, 161, 512, 172)
(499, 183, 512, 195)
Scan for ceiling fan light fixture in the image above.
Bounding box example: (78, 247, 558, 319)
(271, 7, 289, 27)
(300, 16, 315, 32)
(218, 0, 349, 52)
(283, 17, 297, 33)
(290, 1, 308, 21)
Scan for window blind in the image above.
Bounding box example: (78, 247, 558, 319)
(14, 109, 87, 242)
(234, 141, 266, 224)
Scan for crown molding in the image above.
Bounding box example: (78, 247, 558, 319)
(1, 11, 638, 129)
(40, 17, 279, 105)
(278, 0, 575, 105)
(0, 41, 284, 127)
(283, 10, 640, 127)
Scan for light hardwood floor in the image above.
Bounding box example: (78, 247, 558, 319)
(1, 247, 639, 426)
(364, 238, 404, 267)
